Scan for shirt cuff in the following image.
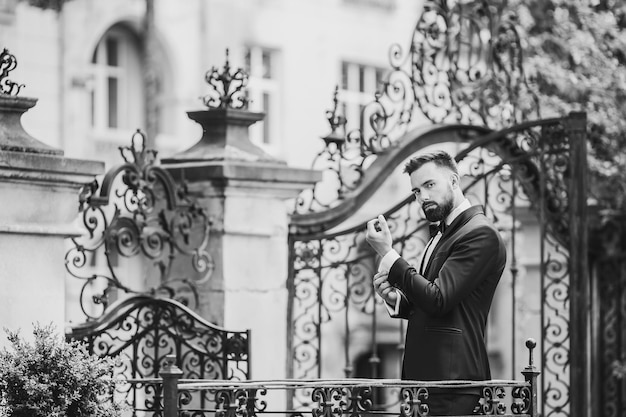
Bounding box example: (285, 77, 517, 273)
(383, 289, 402, 316)
(378, 249, 401, 273)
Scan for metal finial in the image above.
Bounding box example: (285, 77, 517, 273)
(118, 129, 158, 169)
(164, 354, 177, 369)
(201, 48, 250, 110)
(326, 86, 347, 132)
(0, 48, 25, 96)
(525, 338, 536, 366)
(322, 85, 347, 148)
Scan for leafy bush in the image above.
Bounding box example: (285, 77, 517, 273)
(0, 323, 122, 417)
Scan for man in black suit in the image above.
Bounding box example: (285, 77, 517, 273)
(365, 150, 506, 416)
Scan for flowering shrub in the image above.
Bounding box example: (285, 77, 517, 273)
(0, 323, 122, 417)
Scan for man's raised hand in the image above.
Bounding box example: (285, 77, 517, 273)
(366, 214, 393, 257)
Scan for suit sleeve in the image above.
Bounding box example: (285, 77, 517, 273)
(387, 226, 503, 316)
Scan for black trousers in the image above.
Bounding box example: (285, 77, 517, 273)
(424, 392, 480, 416)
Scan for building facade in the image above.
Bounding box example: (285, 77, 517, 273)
(1, 0, 422, 169)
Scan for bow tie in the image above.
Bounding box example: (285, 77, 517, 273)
(428, 222, 446, 238)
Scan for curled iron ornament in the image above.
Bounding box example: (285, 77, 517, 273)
(214, 388, 261, 417)
(345, 386, 373, 417)
(67, 296, 250, 413)
(399, 387, 429, 417)
(295, 0, 538, 215)
(479, 385, 507, 415)
(511, 385, 532, 414)
(66, 130, 214, 320)
(120, 129, 158, 169)
(202, 48, 250, 110)
(311, 386, 347, 417)
(0, 48, 25, 95)
(410, 0, 538, 128)
(294, 88, 377, 213)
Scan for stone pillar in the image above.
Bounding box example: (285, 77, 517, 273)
(0, 93, 103, 342)
(162, 107, 320, 380)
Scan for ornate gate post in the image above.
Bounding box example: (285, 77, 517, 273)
(566, 111, 590, 417)
(0, 49, 103, 338)
(162, 55, 320, 380)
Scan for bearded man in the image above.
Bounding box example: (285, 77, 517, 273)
(366, 150, 506, 416)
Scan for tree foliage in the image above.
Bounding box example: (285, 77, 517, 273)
(508, 0, 626, 252)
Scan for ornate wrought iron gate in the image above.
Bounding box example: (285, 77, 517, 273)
(288, 1, 589, 416)
(68, 295, 250, 414)
(65, 131, 250, 413)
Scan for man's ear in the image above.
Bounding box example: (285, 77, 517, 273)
(450, 173, 460, 189)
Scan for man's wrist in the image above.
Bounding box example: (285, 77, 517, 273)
(378, 249, 400, 273)
(377, 246, 392, 257)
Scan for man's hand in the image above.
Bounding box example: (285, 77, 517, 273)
(373, 271, 398, 305)
(366, 215, 393, 257)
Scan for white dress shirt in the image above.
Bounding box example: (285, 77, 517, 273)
(378, 198, 472, 316)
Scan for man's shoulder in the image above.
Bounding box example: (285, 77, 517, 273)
(460, 211, 503, 241)
(442, 205, 504, 249)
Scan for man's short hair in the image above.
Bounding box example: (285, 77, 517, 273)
(403, 150, 459, 176)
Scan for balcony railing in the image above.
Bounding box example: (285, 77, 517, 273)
(131, 339, 539, 417)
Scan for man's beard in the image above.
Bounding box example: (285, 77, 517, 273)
(422, 195, 454, 223)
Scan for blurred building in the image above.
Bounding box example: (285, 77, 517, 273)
(1, 0, 422, 169)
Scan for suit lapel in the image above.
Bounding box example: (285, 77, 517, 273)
(422, 205, 485, 278)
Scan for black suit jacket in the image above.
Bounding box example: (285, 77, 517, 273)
(388, 205, 506, 382)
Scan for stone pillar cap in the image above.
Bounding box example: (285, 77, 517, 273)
(0, 95, 63, 155)
(162, 108, 283, 164)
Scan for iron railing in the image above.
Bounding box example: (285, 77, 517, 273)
(132, 339, 539, 417)
(68, 295, 250, 415)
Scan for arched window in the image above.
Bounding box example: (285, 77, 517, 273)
(90, 24, 144, 136)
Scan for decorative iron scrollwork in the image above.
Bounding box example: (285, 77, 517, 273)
(288, 2, 583, 416)
(202, 49, 249, 110)
(295, 0, 539, 214)
(167, 380, 539, 417)
(311, 386, 348, 417)
(345, 386, 373, 417)
(295, 86, 379, 212)
(66, 130, 214, 320)
(399, 387, 429, 417)
(213, 388, 265, 417)
(511, 385, 531, 414)
(0, 48, 25, 96)
(215, 389, 248, 417)
(410, 0, 537, 128)
(289, 119, 576, 415)
(68, 295, 250, 412)
(478, 385, 507, 415)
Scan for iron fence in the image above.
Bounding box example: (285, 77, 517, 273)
(132, 340, 540, 417)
